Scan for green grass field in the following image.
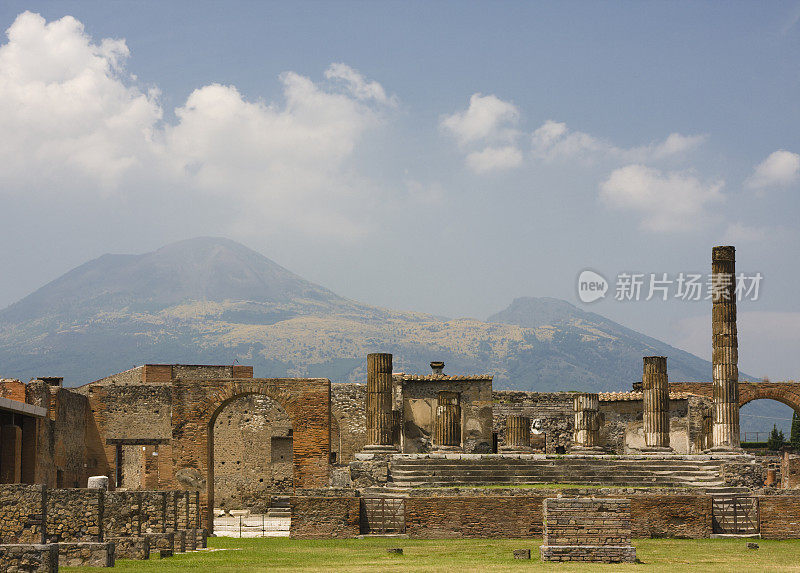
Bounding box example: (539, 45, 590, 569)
(62, 536, 800, 572)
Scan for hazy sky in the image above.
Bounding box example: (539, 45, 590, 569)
(1, 1, 799, 381)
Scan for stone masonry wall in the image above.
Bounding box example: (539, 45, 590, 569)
(103, 491, 141, 537)
(492, 391, 574, 453)
(0, 544, 57, 572)
(212, 394, 292, 511)
(45, 488, 103, 542)
(290, 496, 360, 539)
(139, 491, 167, 534)
(331, 383, 366, 464)
(0, 484, 46, 544)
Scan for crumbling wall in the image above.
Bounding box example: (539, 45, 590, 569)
(290, 496, 360, 539)
(45, 489, 103, 542)
(212, 394, 292, 511)
(493, 391, 573, 453)
(331, 383, 366, 464)
(0, 484, 46, 543)
(402, 378, 493, 453)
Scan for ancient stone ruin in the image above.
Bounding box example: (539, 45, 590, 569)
(0, 245, 799, 569)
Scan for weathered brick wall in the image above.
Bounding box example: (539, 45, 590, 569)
(331, 383, 366, 464)
(630, 495, 711, 538)
(0, 484, 46, 543)
(402, 492, 713, 539)
(189, 491, 200, 529)
(0, 378, 27, 402)
(406, 496, 542, 538)
(290, 496, 360, 539)
(168, 378, 331, 531)
(782, 452, 800, 488)
(760, 495, 800, 539)
(103, 491, 141, 537)
(176, 491, 189, 529)
(45, 488, 103, 542)
(543, 498, 631, 545)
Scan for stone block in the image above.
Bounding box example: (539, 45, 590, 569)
(0, 543, 58, 572)
(513, 549, 530, 559)
(108, 536, 150, 560)
(56, 541, 115, 567)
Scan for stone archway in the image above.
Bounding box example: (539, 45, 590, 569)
(168, 378, 331, 532)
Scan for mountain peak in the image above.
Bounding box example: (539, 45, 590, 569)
(0, 237, 341, 323)
(487, 296, 585, 328)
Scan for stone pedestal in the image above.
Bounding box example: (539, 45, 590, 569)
(571, 394, 603, 453)
(710, 246, 741, 452)
(642, 356, 672, 452)
(501, 415, 533, 453)
(364, 353, 397, 453)
(434, 391, 461, 451)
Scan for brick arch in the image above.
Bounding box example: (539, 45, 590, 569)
(739, 384, 800, 414)
(168, 378, 331, 531)
(669, 381, 800, 414)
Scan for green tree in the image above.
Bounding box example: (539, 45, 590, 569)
(767, 424, 786, 451)
(791, 411, 800, 450)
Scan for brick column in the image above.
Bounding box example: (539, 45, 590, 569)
(363, 353, 397, 453)
(501, 415, 532, 452)
(571, 394, 603, 453)
(434, 391, 461, 451)
(711, 245, 741, 451)
(642, 356, 672, 452)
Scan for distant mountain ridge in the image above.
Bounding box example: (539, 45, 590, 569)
(0, 237, 722, 392)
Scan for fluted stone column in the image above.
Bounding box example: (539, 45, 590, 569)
(571, 393, 603, 453)
(364, 353, 397, 453)
(501, 415, 533, 453)
(642, 356, 672, 452)
(434, 391, 461, 451)
(711, 246, 741, 451)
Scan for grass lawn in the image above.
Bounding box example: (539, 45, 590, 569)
(63, 536, 800, 572)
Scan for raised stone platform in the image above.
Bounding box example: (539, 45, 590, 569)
(384, 453, 753, 491)
(540, 497, 636, 563)
(56, 541, 115, 567)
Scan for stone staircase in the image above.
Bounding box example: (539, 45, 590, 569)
(267, 496, 291, 518)
(388, 454, 739, 491)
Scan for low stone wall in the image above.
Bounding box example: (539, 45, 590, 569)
(759, 494, 800, 539)
(46, 488, 103, 542)
(0, 484, 46, 544)
(290, 496, 360, 539)
(630, 495, 711, 538)
(104, 491, 141, 537)
(140, 491, 167, 534)
(144, 531, 175, 554)
(56, 541, 115, 567)
(108, 535, 149, 560)
(0, 543, 57, 572)
(540, 498, 636, 563)
(722, 460, 765, 489)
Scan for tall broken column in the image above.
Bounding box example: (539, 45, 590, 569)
(642, 356, 671, 451)
(501, 415, 532, 453)
(364, 353, 397, 452)
(571, 393, 603, 453)
(434, 391, 461, 451)
(711, 245, 741, 451)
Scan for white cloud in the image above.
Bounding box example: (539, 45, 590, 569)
(0, 12, 395, 238)
(723, 222, 767, 244)
(599, 165, 724, 232)
(441, 93, 520, 147)
(746, 150, 800, 190)
(531, 120, 704, 164)
(441, 93, 522, 173)
(324, 62, 397, 106)
(465, 146, 523, 174)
